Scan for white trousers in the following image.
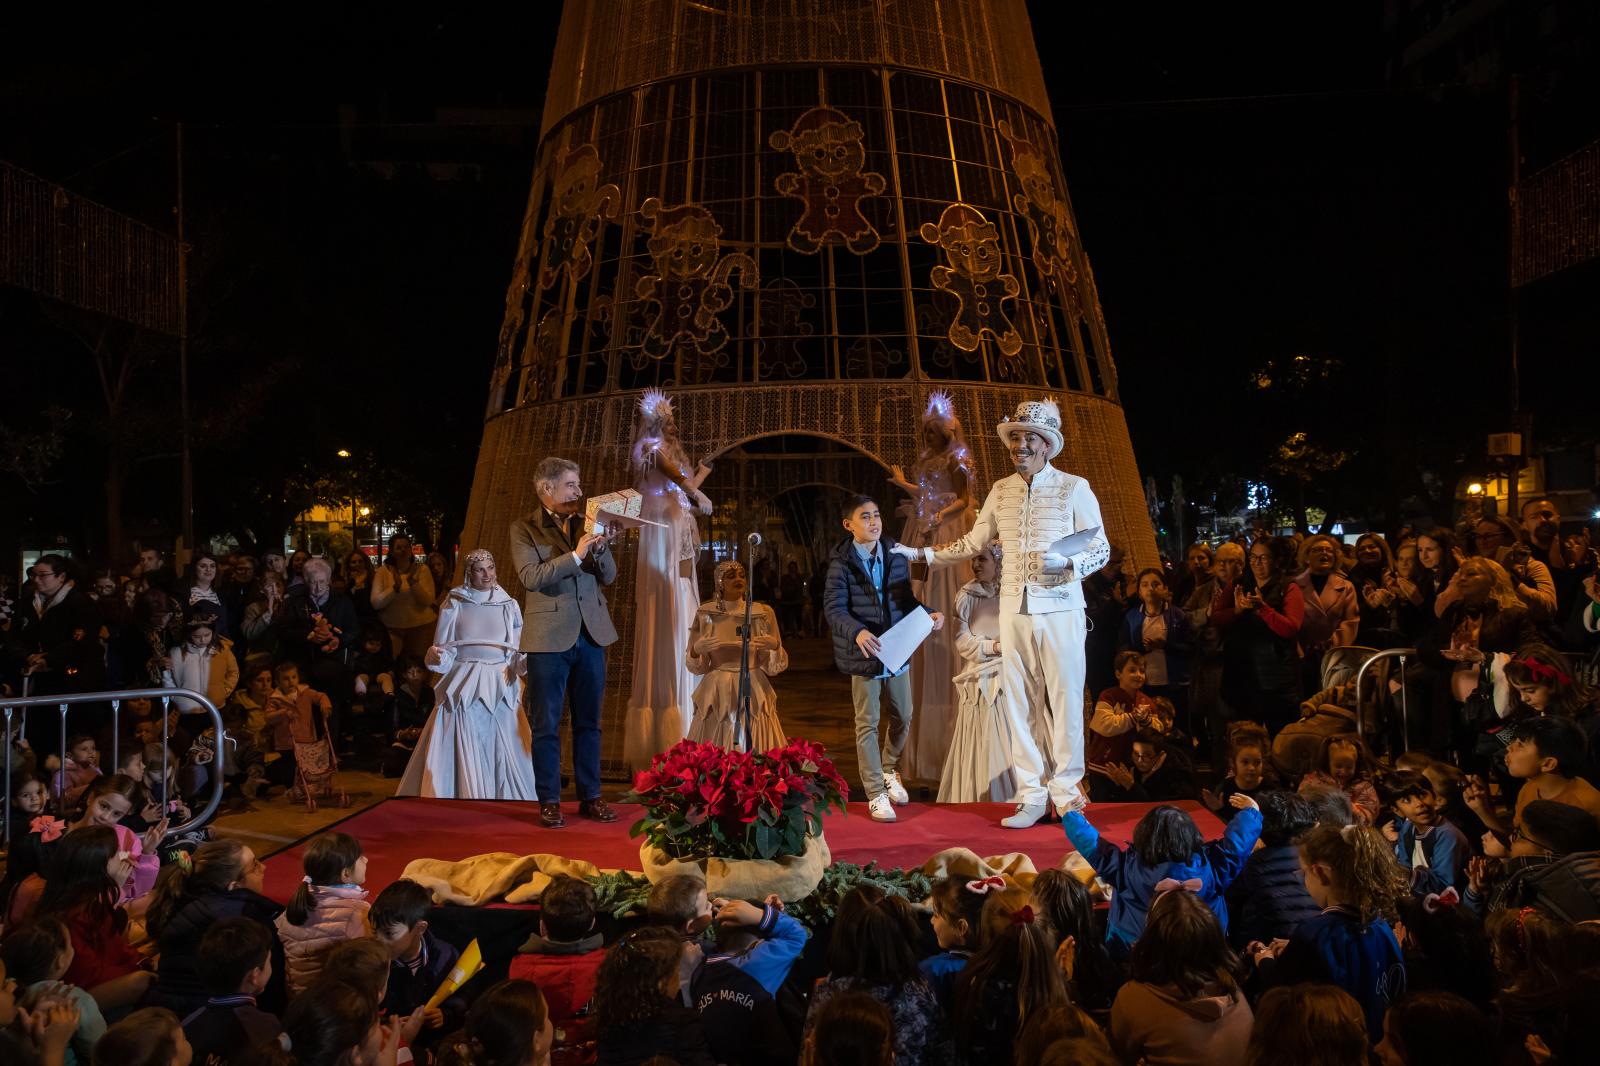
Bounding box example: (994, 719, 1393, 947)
(997, 608, 1086, 807)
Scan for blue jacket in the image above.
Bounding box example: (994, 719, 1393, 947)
(1259, 907, 1405, 1042)
(1120, 603, 1194, 685)
(918, 949, 971, 1007)
(1393, 817, 1470, 897)
(703, 905, 807, 996)
(824, 536, 927, 677)
(1062, 806, 1261, 952)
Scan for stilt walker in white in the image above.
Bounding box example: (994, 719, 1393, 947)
(894, 398, 1110, 828)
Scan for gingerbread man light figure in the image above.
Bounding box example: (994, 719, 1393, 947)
(769, 106, 886, 255)
(998, 119, 1082, 318)
(919, 203, 1023, 357)
(634, 198, 757, 362)
(539, 143, 621, 292)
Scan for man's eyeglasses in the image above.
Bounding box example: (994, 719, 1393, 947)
(1509, 825, 1551, 852)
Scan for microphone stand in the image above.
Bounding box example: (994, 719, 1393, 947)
(735, 534, 758, 753)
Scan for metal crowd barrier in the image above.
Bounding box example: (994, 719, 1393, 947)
(3, 685, 226, 850)
(1351, 648, 1417, 753)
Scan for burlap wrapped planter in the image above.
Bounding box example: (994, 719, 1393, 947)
(639, 833, 832, 903)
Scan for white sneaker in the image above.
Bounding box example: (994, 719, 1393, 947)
(883, 770, 910, 806)
(1000, 799, 1049, 829)
(868, 793, 898, 822)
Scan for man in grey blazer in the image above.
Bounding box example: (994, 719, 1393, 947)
(509, 456, 620, 828)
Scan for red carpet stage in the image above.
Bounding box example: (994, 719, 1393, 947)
(260, 797, 1224, 905)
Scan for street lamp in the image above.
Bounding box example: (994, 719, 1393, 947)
(337, 449, 351, 459)
(1467, 483, 1485, 497)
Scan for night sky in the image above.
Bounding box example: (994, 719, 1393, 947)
(2, 2, 1594, 557)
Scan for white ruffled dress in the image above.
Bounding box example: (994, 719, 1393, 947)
(397, 583, 537, 800)
(937, 578, 1018, 802)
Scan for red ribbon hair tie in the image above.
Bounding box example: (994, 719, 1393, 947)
(1517, 658, 1572, 687)
(965, 876, 1007, 895)
(1010, 905, 1036, 927)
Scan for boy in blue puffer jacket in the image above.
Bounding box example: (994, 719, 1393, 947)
(1063, 795, 1261, 957)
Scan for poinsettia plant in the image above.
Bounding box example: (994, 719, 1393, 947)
(626, 738, 849, 861)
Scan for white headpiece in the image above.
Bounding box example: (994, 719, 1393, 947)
(996, 397, 1064, 459)
(639, 388, 674, 423)
(462, 548, 492, 573)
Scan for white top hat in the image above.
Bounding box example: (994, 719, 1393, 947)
(996, 398, 1064, 459)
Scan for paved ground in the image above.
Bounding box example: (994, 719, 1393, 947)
(208, 634, 908, 858)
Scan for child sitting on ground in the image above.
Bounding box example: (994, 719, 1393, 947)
(369, 879, 465, 1040)
(322, 938, 433, 1052)
(36, 825, 157, 1012)
(1224, 790, 1320, 949)
(1299, 735, 1381, 823)
(180, 917, 282, 1066)
(509, 874, 606, 1063)
(1029, 869, 1122, 1016)
(592, 925, 715, 1066)
(1110, 889, 1253, 1066)
(1248, 822, 1409, 1042)
(273, 831, 369, 996)
(393, 655, 435, 732)
(1062, 794, 1262, 956)
(95, 1007, 194, 1066)
(11, 770, 52, 822)
(920, 875, 992, 1005)
(1379, 770, 1470, 896)
(350, 622, 397, 726)
(645, 874, 807, 1065)
(953, 885, 1068, 1063)
(436, 979, 554, 1066)
(1392, 888, 1495, 1010)
(44, 735, 101, 810)
(0, 916, 108, 1065)
(1202, 724, 1274, 822)
(1086, 651, 1158, 802)
(1463, 715, 1600, 853)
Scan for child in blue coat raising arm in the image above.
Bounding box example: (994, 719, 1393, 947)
(1062, 794, 1261, 956)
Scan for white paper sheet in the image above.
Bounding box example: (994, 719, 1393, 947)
(1047, 525, 1102, 559)
(588, 508, 669, 532)
(875, 605, 934, 675)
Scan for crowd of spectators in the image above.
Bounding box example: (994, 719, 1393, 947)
(0, 497, 1597, 1065)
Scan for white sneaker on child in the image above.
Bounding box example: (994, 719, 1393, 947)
(883, 770, 910, 806)
(868, 794, 898, 822)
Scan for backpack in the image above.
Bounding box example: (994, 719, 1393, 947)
(1512, 850, 1600, 923)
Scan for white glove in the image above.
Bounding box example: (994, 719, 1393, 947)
(1042, 552, 1071, 573)
(887, 543, 921, 560)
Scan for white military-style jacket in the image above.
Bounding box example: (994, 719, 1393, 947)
(925, 464, 1110, 614)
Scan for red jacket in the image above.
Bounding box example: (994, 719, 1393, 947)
(63, 903, 146, 990)
(510, 941, 606, 1065)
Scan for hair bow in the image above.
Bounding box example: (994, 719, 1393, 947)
(173, 850, 194, 874)
(302, 875, 315, 885)
(1517, 658, 1571, 687)
(31, 815, 67, 843)
(1422, 886, 1460, 914)
(965, 876, 1008, 895)
(1153, 877, 1203, 895)
(1009, 905, 1036, 927)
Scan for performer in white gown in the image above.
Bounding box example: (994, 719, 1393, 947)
(939, 543, 1017, 802)
(891, 391, 976, 781)
(624, 389, 714, 768)
(398, 549, 538, 800)
(685, 561, 789, 752)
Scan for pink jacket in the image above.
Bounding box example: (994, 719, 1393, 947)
(265, 685, 332, 750)
(274, 884, 370, 996)
(1293, 570, 1360, 657)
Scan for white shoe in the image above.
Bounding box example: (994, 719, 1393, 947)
(883, 770, 910, 806)
(868, 794, 898, 822)
(1001, 799, 1050, 829)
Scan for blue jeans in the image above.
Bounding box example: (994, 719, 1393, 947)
(526, 628, 605, 803)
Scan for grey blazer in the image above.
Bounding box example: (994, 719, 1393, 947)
(508, 508, 620, 653)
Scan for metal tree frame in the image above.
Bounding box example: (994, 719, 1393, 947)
(462, 1, 1158, 779)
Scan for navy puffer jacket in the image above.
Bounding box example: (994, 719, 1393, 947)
(823, 535, 927, 678)
(155, 887, 286, 1016)
(1225, 843, 1321, 948)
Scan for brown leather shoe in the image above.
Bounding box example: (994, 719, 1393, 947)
(538, 802, 565, 829)
(578, 797, 618, 822)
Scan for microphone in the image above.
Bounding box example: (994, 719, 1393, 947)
(746, 532, 762, 546)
